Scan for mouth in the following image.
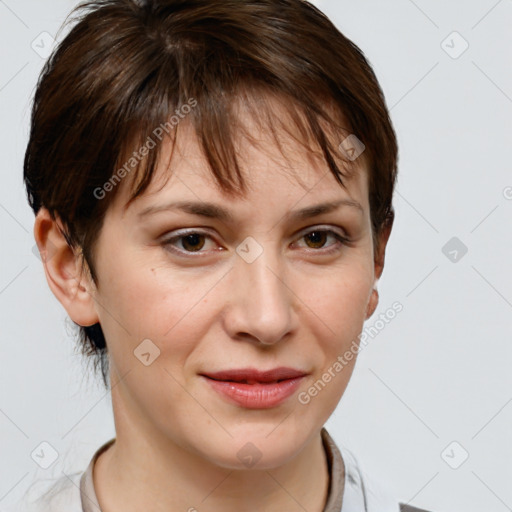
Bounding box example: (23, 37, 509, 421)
(199, 367, 308, 409)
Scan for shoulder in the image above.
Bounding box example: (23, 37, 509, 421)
(333, 437, 436, 512)
(4, 472, 83, 512)
(5, 438, 115, 512)
(336, 441, 399, 512)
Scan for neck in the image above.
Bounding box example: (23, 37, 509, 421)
(93, 387, 331, 512)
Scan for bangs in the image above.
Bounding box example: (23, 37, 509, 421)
(114, 83, 362, 211)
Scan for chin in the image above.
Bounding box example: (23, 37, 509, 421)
(199, 424, 311, 471)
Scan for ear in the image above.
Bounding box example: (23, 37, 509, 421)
(366, 211, 394, 319)
(33, 208, 99, 327)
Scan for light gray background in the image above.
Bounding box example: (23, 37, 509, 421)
(1, 1, 511, 511)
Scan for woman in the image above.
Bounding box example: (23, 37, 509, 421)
(18, 0, 434, 510)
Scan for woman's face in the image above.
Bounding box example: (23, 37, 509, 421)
(87, 110, 382, 469)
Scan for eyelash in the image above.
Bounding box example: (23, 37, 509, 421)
(161, 227, 351, 258)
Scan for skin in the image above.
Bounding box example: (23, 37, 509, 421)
(34, 100, 392, 512)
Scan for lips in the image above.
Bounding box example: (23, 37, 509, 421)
(200, 367, 308, 409)
(201, 367, 307, 384)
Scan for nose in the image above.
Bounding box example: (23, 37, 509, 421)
(222, 242, 298, 346)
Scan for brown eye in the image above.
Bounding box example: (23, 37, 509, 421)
(162, 231, 216, 256)
(295, 228, 349, 255)
(304, 231, 328, 249)
(180, 233, 206, 252)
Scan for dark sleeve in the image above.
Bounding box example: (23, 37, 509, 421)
(400, 504, 434, 512)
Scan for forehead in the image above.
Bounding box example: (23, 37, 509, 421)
(114, 93, 369, 216)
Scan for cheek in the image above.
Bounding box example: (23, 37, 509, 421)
(97, 260, 221, 361)
(297, 260, 373, 338)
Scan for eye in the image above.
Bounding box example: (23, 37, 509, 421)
(295, 228, 350, 254)
(162, 230, 219, 256)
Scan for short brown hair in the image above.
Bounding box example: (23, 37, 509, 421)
(24, 0, 398, 387)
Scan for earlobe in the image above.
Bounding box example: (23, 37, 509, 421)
(34, 208, 99, 327)
(366, 284, 379, 319)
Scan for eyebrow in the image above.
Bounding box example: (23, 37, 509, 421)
(137, 198, 364, 222)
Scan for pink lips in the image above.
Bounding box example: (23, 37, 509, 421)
(200, 367, 307, 409)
